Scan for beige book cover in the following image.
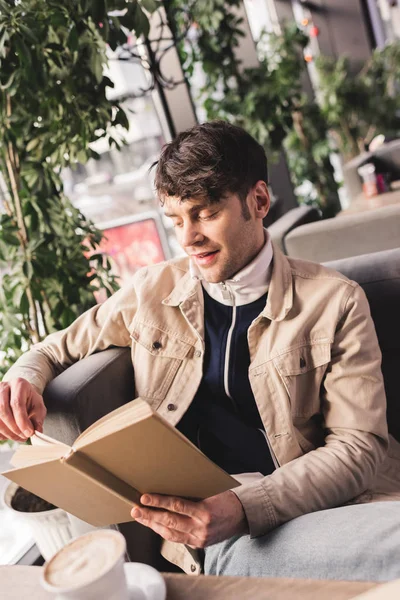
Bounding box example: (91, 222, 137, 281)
(2, 398, 239, 527)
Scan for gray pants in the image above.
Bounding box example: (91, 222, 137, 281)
(204, 502, 400, 581)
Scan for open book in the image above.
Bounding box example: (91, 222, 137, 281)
(2, 398, 239, 527)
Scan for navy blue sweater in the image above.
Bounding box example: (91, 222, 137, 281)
(177, 289, 276, 476)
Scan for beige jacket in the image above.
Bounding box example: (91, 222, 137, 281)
(4, 243, 399, 574)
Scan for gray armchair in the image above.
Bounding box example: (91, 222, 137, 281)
(267, 205, 321, 253)
(284, 204, 400, 262)
(325, 247, 400, 443)
(43, 247, 400, 566)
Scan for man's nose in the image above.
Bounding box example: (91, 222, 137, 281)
(180, 222, 204, 248)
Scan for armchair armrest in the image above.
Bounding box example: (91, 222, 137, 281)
(43, 347, 134, 445)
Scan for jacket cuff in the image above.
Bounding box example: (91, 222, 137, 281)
(2, 367, 46, 395)
(231, 479, 277, 538)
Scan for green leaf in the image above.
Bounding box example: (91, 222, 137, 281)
(139, 0, 159, 14)
(121, 1, 150, 38)
(26, 138, 41, 153)
(89, 50, 104, 84)
(67, 25, 79, 53)
(22, 261, 34, 281)
(2, 232, 20, 246)
(113, 107, 130, 130)
(12, 285, 24, 308)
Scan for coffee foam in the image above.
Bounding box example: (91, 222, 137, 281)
(44, 530, 125, 589)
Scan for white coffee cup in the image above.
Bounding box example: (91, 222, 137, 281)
(40, 529, 129, 600)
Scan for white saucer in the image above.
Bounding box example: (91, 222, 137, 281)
(124, 563, 166, 600)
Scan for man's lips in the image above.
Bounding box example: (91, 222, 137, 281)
(191, 250, 219, 265)
(192, 250, 218, 258)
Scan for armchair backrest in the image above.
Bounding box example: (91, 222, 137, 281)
(325, 248, 400, 441)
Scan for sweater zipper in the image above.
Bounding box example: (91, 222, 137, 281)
(220, 282, 238, 412)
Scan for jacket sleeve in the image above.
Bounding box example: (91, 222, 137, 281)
(232, 283, 389, 537)
(2, 270, 145, 395)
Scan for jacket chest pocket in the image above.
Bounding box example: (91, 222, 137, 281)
(273, 343, 331, 418)
(130, 323, 194, 404)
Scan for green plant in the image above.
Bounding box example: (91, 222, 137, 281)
(0, 0, 159, 379)
(285, 99, 340, 217)
(167, 2, 340, 215)
(316, 42, 400, 161)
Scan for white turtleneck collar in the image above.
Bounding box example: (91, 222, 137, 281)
(189, 229, 273, 307)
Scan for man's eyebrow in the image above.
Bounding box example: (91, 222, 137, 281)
(164, 204, 212, 219)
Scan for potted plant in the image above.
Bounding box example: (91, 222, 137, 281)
(3, 481, 73, 560)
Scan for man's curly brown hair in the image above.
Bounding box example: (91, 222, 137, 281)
(153, 121, 268, 212)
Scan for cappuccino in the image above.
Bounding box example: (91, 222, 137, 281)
(42, 530, 129, 600)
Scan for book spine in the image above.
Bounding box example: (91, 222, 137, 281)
(63, 450, 141, 506)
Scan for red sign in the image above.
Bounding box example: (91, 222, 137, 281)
(99, 216, 167, 286)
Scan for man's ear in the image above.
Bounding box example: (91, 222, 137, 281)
(253, 180, 270, 219)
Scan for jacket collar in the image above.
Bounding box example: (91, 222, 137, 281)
(262, 242, 293, 321)
(163, 242, 293, 321)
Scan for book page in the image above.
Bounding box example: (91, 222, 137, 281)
(31, 431, 70, 448)
(350, 579, 400, 599)
(10, 444, 68, 468)
(74, 398, 152, 447)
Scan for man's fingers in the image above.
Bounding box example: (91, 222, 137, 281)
(132, 505, 194, 533)
(11, 379, 45, 437)
(0, 421, 26, 442)
(134, 516, 201, 547)
(11, 393, 34, 438)
(0, 381, 29, 439)
(29, 393, 47, 433)
(0, 379, 45, 440)
(141, 494, 203, 519)
(0, 386, 25, 439)
(131, 505, 209, 546)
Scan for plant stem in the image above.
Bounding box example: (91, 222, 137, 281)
(5, 95, 40, 343)
(36, 298, 49, 337)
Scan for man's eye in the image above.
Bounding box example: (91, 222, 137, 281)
(172, 221, 183, 228)
(200, 211, 219, 221)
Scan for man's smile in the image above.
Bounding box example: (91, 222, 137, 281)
(191, 250, 220, 266)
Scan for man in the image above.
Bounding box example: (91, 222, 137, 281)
(1, 121, 400, 580)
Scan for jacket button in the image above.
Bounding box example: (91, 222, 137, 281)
(167, 403, 176, 411)
(194, 350, 201, 358)
(190, 564, 196, 572)
(152, 341, 162, 350)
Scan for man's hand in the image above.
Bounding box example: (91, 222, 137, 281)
(0, 378, 46, 441)
(130, 490, 248, 548)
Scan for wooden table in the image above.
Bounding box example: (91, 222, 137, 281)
(0, 565, 381, 599)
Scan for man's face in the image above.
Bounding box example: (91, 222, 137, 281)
(163, 185, 269, 283)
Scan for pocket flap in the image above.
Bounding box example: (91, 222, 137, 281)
(130, 323, 193, 359)
(274, 343, 331, 376)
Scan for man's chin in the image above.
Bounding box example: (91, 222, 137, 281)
(198, 268, 225, 284)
